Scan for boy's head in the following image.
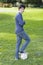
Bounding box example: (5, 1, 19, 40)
(18, 4, 25, 13)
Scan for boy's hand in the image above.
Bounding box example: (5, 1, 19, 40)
(23, 21, 25, 25)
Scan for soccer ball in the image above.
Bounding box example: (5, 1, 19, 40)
(20, 52, 28, 60)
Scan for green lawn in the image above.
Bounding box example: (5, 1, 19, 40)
(0, 8, 43, 65)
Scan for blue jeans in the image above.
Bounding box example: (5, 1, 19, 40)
(15, 31, 30, 58)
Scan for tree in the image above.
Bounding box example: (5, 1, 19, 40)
(0, 0, 7, 3)
(0, 0, 43, 7)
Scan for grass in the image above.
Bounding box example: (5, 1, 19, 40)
(0, 8, 43, 65)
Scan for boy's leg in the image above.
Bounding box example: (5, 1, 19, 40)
(15, 35, 22, 59)
(19, 31, 30, 52)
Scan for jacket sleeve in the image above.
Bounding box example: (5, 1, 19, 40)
(17, 15, 25, 26)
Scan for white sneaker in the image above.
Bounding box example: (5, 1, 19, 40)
(15, 58, 19, 60)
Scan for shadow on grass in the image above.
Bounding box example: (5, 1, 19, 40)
(0, 13, 15, 33)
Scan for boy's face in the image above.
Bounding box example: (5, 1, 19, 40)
(19, 7, 25, 13)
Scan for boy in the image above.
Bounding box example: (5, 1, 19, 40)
(15, 4, 30, 60)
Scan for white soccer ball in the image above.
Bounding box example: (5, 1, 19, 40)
(20, 53, 28, 60)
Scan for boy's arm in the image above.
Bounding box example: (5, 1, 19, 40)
(17, 15, 25, 26)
